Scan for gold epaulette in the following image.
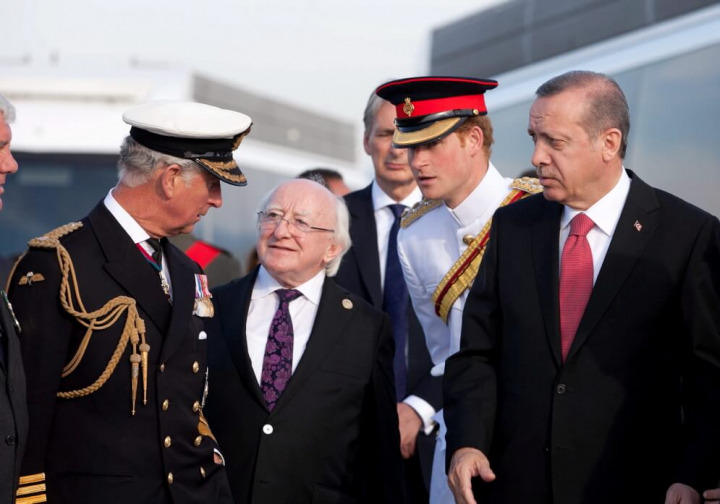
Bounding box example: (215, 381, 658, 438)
(28, 221, 83, 248)
(510, 176, 543, 194)
(16, 473, 47, 503)
(400, 199, 443, 229)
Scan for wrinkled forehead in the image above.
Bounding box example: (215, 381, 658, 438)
(266, 183, 335, 218)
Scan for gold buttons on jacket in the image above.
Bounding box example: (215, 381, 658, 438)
(463, 234, 474, 245)
(193, 401, 201, 413)
(194, 436, 203, 447)
(167, 472, 174, 485)
(162, 400, 170, 411)
(192, 361, 200, 373)
(159, 363, 166, 373)
(164, 436, 172, 448)
(200, 466, 206, 479)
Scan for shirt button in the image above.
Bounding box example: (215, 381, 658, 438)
(159, 363, 166, 373)
(162, 400, 170, 411)
(164, 436, 172, 448)
(167, 472, 174, 485)
(192, 361, 200, 374)
(5, 435, 16, 446)
(262, 424, 273, 435)
(194, 436, 203, 447)
(556, 384, 567, 395)
(193, 401, 201, 413)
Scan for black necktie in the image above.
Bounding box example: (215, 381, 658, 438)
(383, 204, 408, 399)
(146, 238, 163, 268)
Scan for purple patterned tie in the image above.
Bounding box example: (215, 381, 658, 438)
(261, 289, 302, 410)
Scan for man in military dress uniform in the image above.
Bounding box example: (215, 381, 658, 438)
(8, 101, 251, 504)
(374, 77, 541, 503)
(0, 93, 28, 504)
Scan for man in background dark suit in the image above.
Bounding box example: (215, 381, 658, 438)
(445, 71, 720, 504)
(335, 91, 439, 503)
(0, 93, 27, 504)
(205, 179, 404, 504)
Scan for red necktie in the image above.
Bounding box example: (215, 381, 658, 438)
(559, 213, 595, 361)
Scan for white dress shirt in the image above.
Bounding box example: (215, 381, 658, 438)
(104, 189, 173, 301)
(371, 181, 422, 288)
(559, 168, 631, 284)
(246, 266, 325, 383)
(371, 181, 434, 431)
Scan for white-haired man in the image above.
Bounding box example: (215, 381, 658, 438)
(205, 179, 405, 504)
(0, 93, 27, 504)
(8, 101, 250, 503)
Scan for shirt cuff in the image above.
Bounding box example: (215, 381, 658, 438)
(403, 395, 437, 435)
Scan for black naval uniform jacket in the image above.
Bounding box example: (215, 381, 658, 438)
(204, 268, 405, 504)
(0, 293, 27, 504)
(8, 202, 232, 504)
(444, 171, 720, 503)
(335, 184, 441, 488)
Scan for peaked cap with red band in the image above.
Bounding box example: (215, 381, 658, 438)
(375, 76, 498, 147)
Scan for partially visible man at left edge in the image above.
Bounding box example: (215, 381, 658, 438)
(0, 93, 27, 504)
(8, 101, 249, 504)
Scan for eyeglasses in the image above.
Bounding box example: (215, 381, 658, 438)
(257, 210, 335, 235)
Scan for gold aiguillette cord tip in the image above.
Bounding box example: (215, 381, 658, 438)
(139, 343, 150, 405)
(130, 354, 141, 416)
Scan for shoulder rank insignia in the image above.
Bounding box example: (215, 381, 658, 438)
(400, 199, 443, 229)
(510, 176, 543, 195)
(28, 221, 83, 248)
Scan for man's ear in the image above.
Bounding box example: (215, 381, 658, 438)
(158, 163, 183, 198)
(323, 241, 343, 266)
(467, 125, 485, 156)
(601, 128, 622, 162)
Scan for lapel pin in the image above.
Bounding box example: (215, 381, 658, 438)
(634, 220, 642, 232)
(342, 299, 353, 310)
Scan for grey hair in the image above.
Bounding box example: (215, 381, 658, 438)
(117, 136, 202, 188)
(255, 182, 352, 277)
(536, 70, 630, 158)
(363, 91, 387, 133)
(0, 94, 16, 123)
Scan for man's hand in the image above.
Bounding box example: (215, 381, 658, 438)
(448, 447, 495, 504)
(397, 402, 422, 459)
(703, 488, 720, 503)
(665, 483, 701, 504)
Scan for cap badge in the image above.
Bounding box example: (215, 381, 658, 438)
(403, 97, 415, 117)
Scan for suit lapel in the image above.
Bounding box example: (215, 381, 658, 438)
(271, 278, 354, 416)
(566, 171, 659, 361)
(159, 243, 196, 363)
(90, 204, 171, 334)
(219, 269, 267, 409)
(532, 199, 563, 367)
(347, 186, 383, 307)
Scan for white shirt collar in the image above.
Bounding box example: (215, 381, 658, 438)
(561, 168, 631, 236)
(449, 162, 507, 227)
(103, 189, 151, 244)
(253, 266, 325, 306)
(371, 180, 422, 212)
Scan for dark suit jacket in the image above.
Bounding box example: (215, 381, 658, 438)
(205, 269, 405, 504)
(445, 171, 720, 504)
(335, 184, 441, 487)
(8, 202, 232, 504)
(0, 292, 27, 504)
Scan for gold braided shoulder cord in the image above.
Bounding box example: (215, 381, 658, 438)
(23, 223, 149, 415)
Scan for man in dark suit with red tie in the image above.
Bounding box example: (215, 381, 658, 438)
(204, 179, 404, 504)
(445, 71, 720, 504)
(334, 91, 440, 503)
(8, 101, 249, 504)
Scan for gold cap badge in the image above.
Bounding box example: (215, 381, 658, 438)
(403, 97, 415, 117)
